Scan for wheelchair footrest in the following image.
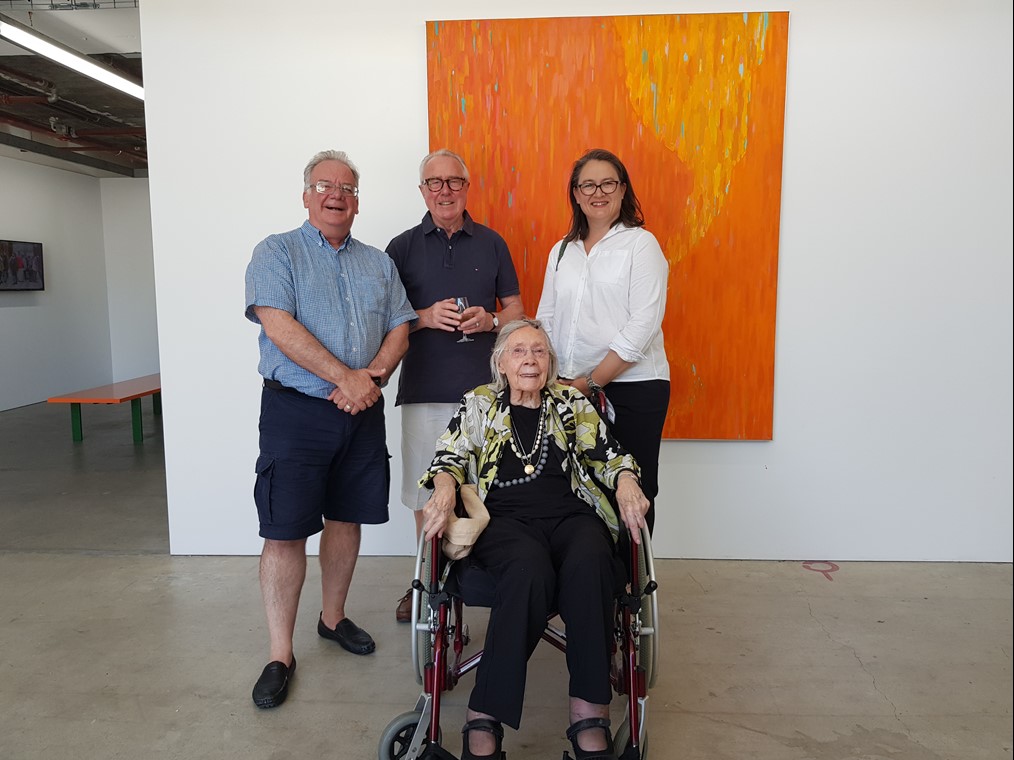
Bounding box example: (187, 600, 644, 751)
(562, 750, 619, 760)
(419, 743, 461, 760)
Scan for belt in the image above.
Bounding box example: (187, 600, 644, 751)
(263, 379, 307, 396)
(264, 377, 383, 395)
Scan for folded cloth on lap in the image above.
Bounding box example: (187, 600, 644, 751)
(442, 484, 490, 560)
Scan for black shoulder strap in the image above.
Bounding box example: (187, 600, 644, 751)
(554, 240, 568, 271)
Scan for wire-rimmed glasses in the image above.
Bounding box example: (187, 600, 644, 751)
(308, 181, 359, 197)
(507, 346, 549, 360)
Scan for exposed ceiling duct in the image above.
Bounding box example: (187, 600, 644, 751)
(0, 3, 144, 177)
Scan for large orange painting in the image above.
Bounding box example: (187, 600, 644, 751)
(426, 13, 788, 439)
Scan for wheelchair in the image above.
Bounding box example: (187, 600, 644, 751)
(378, 523, 660, 760)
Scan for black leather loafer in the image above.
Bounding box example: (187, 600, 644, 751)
(252, 655, 295, 709)
(317, 613, 376, 655)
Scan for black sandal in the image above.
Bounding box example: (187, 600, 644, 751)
(562, 717, 614, 760)
(460, 718, 506, 760)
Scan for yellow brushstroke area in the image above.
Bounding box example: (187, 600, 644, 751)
(614, 13, 770, 259)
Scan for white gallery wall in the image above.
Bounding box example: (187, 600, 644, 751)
(139, 0, 1013, 561)
(0, 158, 158, 411)
(0, 156, 112, 410)
(100, 179, 159, 381)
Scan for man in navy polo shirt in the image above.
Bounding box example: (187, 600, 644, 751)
(386, 149, 524, 622)
(245, 149, 416, 708)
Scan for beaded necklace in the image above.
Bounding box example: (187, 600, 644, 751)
(493, 398, 550, 488)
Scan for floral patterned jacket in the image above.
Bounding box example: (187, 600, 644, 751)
(419, 382, 640, 542)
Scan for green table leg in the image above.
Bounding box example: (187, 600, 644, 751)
(152, 391, 162, 416)
(131, 398, 143, 443)
(70, 403, 83, 442)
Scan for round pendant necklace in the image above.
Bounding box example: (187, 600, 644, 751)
(509, 398, 545, 474)
(494, 430, 549, 489)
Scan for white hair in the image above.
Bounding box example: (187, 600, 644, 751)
(303, 150, 360, 187)
(418, 149, 469, 183)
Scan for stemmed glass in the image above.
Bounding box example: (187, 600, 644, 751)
(455, 297, 473, 343)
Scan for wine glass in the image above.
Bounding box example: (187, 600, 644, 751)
(455, 297, 474, 343)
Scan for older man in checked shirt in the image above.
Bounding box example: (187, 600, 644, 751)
(244, 149, 416, 709)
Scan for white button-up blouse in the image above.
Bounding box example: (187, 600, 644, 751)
(536, 224, 670, 383)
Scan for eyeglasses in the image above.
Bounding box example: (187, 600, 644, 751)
(308, 181, 359, 197)
(421, 176, 468, 192)
(508, 346, 550, 360)
(574, 179, 622, 196)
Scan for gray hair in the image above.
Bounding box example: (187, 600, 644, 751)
(303, 150, 361, 187)
(419, 148, 470, 183)
(489, 318, 559, 392)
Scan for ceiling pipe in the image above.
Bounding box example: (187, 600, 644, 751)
(58, 145, 148, 159)
(0, 93, 50, 105)
(0, 60, 137, 125)
(0, 112, 145, 162)
(0, 131, 142, 178)
(73, 126, 145, 136)
(0, 111, 52, 133)
(0, 62, 54, 91)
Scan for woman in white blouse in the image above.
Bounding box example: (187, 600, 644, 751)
(536, 148, 670, 532)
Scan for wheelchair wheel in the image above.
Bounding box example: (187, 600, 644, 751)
(412, 537, 436, 684)
(377, 710, 441, 760)
(636, 526, 660, 689)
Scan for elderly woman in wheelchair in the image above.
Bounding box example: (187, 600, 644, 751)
(416, 318, 652, 760)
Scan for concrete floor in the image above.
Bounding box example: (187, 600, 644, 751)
(0, 401, 1010, 760)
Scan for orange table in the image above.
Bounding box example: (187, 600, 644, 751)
(47, 373, 161, 443)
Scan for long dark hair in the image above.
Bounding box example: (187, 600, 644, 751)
(563, 148, 645, 244)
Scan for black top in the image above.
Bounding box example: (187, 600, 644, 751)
(485, 403, 589, 520)
(387, 211, 521, 405)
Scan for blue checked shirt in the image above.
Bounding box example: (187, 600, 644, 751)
(245, 220, 417, 398)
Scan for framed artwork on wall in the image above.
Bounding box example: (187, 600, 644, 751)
(426, 12, 789, 440)
(0, 239, 45, 292)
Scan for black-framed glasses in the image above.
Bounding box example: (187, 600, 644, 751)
(309, 181, 359, 197)
(421, 176, 468, 192)
(574, 179, 622, 196)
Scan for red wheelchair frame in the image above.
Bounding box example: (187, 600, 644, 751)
(378, 525, 659, 760)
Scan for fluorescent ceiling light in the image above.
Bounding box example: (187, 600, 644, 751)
(0, 14, 144, 101)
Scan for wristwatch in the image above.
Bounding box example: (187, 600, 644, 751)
(491, 313, 499, 330)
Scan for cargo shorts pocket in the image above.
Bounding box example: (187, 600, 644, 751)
(254, 454, 275, 523)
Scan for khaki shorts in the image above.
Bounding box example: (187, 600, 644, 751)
(400, 402, 460, 510)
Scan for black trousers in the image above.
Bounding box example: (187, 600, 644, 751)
(604, 379, 670, 533)
(467, 512, 618, 729)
